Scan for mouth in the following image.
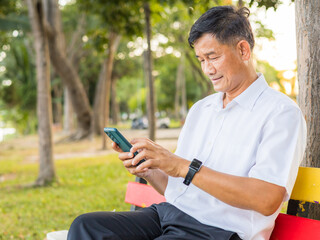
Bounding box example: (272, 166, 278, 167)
(210, 76, 223, 82)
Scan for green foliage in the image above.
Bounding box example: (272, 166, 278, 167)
(0, 14, 30, 31)
(249, 0, 294, 10)
(0, 0, 28, 45)
(0, 0, 19, 16)
(155, 55, 179, 111)
(77, 0, 144, 37)
(256, 60, 285, 92)
(254, 20, 275, 40)
(128, 87, 147, 113)
(0, 35, 38, 134)
(0, 108, 37, 134)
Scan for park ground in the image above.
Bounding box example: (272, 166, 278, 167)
(0, 128, 180, 240)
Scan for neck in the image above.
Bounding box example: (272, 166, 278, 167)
(223, 69, 258, 108)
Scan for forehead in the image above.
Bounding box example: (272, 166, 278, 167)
(194, 33, 231, 56)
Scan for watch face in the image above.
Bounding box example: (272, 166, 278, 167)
(190, 159, 202, 170)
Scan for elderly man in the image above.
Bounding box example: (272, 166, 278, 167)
(68, 5, 306, 240)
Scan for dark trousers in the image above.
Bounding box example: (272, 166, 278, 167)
(67, 202, 241, 240)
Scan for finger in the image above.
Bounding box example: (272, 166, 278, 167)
(131, 149, 151, 166)
(130, 137, 154, 146)
(125, 167, 137, 176)
(135, 159, 153, 171)
(123, 159, 134, 168)
(111, 142, 123, 153)
(133, 167, 149, 175)
(118, 152, 134, 161)
(130, 137, 148, 144)
(130, 140, 153, 153)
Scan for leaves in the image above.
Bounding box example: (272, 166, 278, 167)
(249, 0, 284, 10)
(255, 20, 275, 40)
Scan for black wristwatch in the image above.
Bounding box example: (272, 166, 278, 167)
(183, 159, 202, 186)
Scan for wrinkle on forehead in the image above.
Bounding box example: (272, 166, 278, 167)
(194, 36, 225, 57)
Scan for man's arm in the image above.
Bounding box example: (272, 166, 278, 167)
(186, 164, 286, 216)
(144, 169, 168, 195)
(130, 139, 286, 216)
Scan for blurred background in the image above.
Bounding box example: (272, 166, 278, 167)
(0, 0, 303, 239)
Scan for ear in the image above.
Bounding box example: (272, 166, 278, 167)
(237, 40, 251, 61)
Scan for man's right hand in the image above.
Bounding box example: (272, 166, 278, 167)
(111, 142, 153, 179)
(112, 141, 168, 195)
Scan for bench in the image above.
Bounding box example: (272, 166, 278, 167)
(47, 167, 320, 240)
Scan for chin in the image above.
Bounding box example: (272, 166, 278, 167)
(212, 85, 225, 93)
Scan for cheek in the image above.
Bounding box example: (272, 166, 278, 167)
(223, 59, 242, 76)
(214, 57, 228, 72)
(200, 62, 205, 72)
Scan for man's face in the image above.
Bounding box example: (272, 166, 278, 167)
(194, 33, 247, 95)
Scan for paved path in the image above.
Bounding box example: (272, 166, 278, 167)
(25, 128, 182, 162)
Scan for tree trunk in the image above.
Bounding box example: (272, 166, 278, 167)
(180, 54, 187, 120)
(175, 54, 187, 120)
(92, 33, 121, 139)
(27, 0, 56, 186)
(144, 2, 156, 141)
(92, 57, 107, 136)
(111, 77, 119, 125)
(63, 87, 74, 134)
(43, 0, 92, 140)
(176, 36, 188, 121)
(101, 32, 121, 149)
(67, 13, 86, 68)
(294, 0, 320, 220)
(51, 72, 62, 126)
(174, 60, 181, 120)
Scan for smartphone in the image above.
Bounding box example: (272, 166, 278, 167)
(104, 127, 145, 166)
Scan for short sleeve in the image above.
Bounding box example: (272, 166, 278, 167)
(248, 105, 307, 201)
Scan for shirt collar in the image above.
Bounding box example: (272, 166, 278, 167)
(203, 92, 224, 110)
(203, 73, 269, 111)
(233, 73, 269, 111)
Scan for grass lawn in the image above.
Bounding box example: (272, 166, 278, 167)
(0, 139, 135, 240)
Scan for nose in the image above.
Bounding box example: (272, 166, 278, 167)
(202, 60, 216, 76)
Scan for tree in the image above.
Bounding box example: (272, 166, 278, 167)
(77, 0, 143, 142)
(44, 0, 92, 140)
(101, 32, 121, 149)
(294, 0, 320, 220)
(144, 2, 156, 141)
(26, 0, 56, 185)
(90, 31, 121, 138)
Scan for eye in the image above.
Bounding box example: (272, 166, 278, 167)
(209, 56, 218, 61)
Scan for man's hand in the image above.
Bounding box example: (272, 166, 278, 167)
(111, 142, 152, 179)
(111, 140, 171, 195)
(129, 138, 189, 178)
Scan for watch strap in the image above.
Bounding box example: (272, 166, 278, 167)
(183, 159, 202, 185)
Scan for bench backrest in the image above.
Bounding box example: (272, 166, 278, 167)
(290, 166, 320, 203)
(125, 167, 320, 239)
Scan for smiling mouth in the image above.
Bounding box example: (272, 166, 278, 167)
(211, 76, 223, 81)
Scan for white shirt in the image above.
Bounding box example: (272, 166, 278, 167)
(164, 74, 307, 240)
